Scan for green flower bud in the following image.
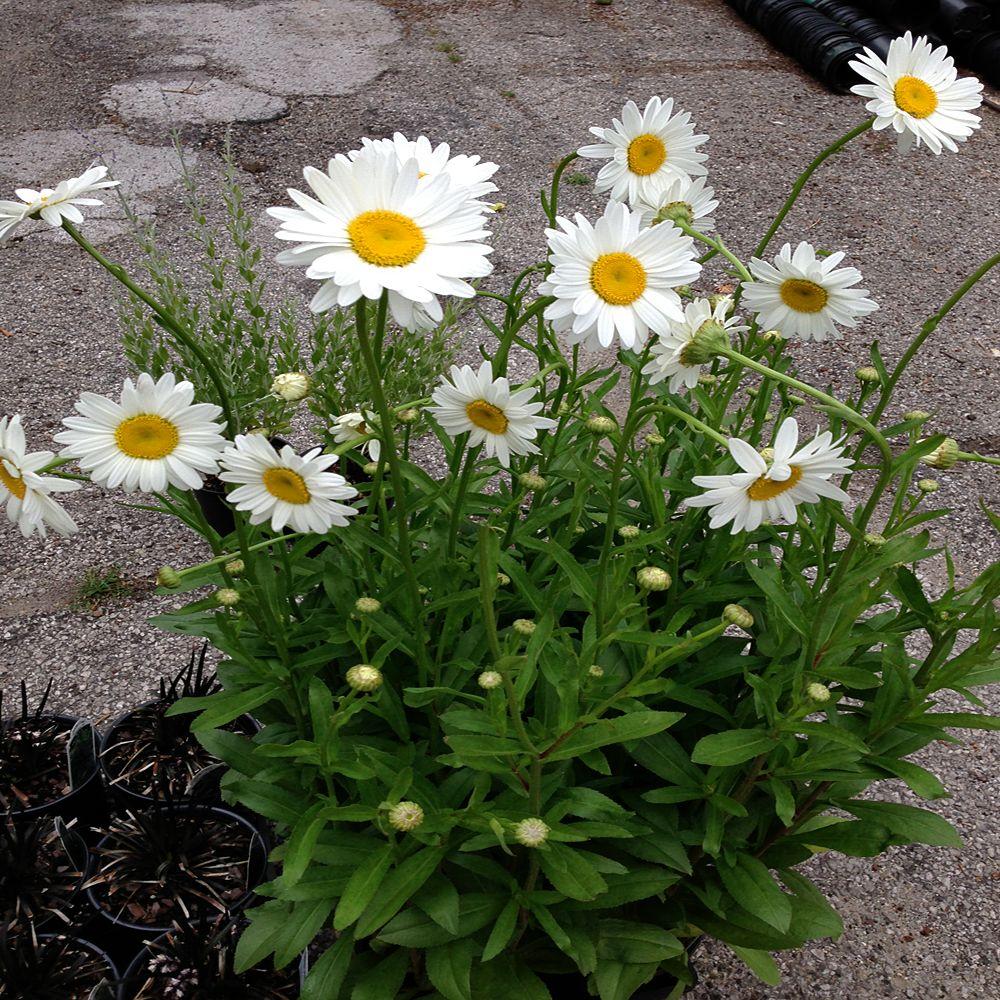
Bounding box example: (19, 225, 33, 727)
(761, 330, 784, 343)
(388, 801, 424, 831)
(156, 566, 181, 589)
(917, 478, 939, 494)
(807, 682, 831, 703)
(513, 619, 536, 637)
(346, 664, 382, 691)
(270, 371, 311, 401)
(224, 558, 245, 577)
(903, 410, 931, 422)
(215, 587, 240, 607)
(490, 202, 506, 213)
(863, 532, 886, 547)
(588, 664, 605, 679)
(363, 461, 379, 476)
(519, 472, 547, 491)
(645, 432, 666, 446)
(636, 566, 671, 591)
(513, 817, 550, 847)
(678, 319, 730, 367)
(496, 572, 511, 587)
(397, 408, 421, 424)
(585, 415, 617, 435)
(478, 670, 503, 690)
(674, 284, 693, 299)
(855, 366, 881, 384)
(697, 373, 717, 386)
(722, 604, 754, 629)
(655, 200, 694, 227)
(924, 437, 959, 470)
(355, 596, 382, 615)
(618, 524, 640, 540)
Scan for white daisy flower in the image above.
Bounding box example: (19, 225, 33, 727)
(634, 175, 718, 234)
(684, 418, 853, 534)
(219, 435, 359, 533)
(578, 96, 709, 206)
(0, 415, 80, 539)
(742, 242, 878, 343)
(330, 411, 381, 463)
(267, 147, 493, 331)
(428, 360, 556, 468)
(55, 372, 227, 494)
(351, 133, 499, 201)
(539, 200, 701, 352)
(642, 297, 747, 393)
(850, 32, 983, 155)
(0, 165, 119, 241)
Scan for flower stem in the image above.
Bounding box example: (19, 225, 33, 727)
(446, 442, 478, 559)
(754, 118, 874, 259)
(676, 222, 752, 283)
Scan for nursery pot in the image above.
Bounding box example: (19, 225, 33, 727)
(118, 933, 308, 1000)
(85, 804, 269, 957)
(99, 703, 260, 811)
(539, 968, 689, 1000)
(38, 934, 120, 999)
(3, 714, 108, 831)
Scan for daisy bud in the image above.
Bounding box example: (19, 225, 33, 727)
(215, 587, 240, 607)
(398, 408, 421, 424)
(514, 817, 550, 848)
(679, 319, 729, 367)
(588, 664, 605, 678)
(645, 433, 665, 446)
(924, 437, 959, 470)
(917, 478, 939, 494)
(618, 524, 640, 540)
(855, 366, 880, 384)
(708, 293, 734, 317)
(355, 596, 381, 615)
(490, 202, 506, 213)
(636, 566, 671, 591)
(346, 663, 382, 691)
(746, 387, 759, 399)
(271, 371, 311, 402)
(863, 532, 887, 547)
(807, 682, 831, 703)
(761, 330, 784, 343)
(388, 801, 424, 832)
(697, 373, 717, 386)
(759, 447, 775, 463)
(478, 670, 503, 690)
(224, 558, 245, 577)
(157, 566, 181, 589)
(722, 604, 754, 629)
(418, 585, 429, 596)
(904, 410, 931, 422)
(513, 618, 536, 637)
(519, 472, 547, 491)
(657, 200, 694, 227)
(585, 415, 617, 435)
(363, 461, 379, 476)
(675, 284, 694, 299)
(496, 572, 511, 587)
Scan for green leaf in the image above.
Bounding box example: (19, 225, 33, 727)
(474, 955, 552, 1000)
(301, 932, 353, 1000)
(194, 728, 261, 776)
(574, 867, 680, 909)
(597, 920, 683, 964)
(718, 855, 792, 933)
(691, 729, 778, 766)
(544, 711, 684, 761)
(413, 875, 461, 935)
(334, 844, 394, 931)
(594, 960, 661, 1000)
(870, 757, 947, 800)
(354, 847, 445, 937)
(283, 804, 328, 887)
(179, 683, 281, 731)
(842, 801, 961, 848)
(351, 949, 409, 1000)
(481, 898, 519, 962)
(274, 899, 337, 969)
(538, 842, 608, 901)
(520, 535, 596, 603)
(746, 562, 808, 636)
(426, 939, 474, 1000)
(234, 901, 286, 971)
(377, 893, 504, 947)
(792, 820, 892, 857)
(729, 945, 781, 986)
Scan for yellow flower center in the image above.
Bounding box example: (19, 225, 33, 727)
(466, 400, 509, 435)
(0, 461, 26, 500)
(894, 76, 938, 119)
(590, 252, 647, 306)
(115, 414, 180, 460)
(348, 210, 426, 267)
(779, 278, 829, 314)
(746, 465, 803, 502)
(627, 134, 667, 176)
(262, 467, 311, 505)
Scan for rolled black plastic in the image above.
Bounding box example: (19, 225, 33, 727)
(850, 0, 938, 29)
(937, 0, 995, 35)
(964, 29, 1000, 85)
(807, 0, 895, 56)
(726, 1, 866, 91)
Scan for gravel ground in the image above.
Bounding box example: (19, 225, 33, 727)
(0, 1, 998, 996)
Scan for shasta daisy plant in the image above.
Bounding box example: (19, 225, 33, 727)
(4, 36, 1000, 1000)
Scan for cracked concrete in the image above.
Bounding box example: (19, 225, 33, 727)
(1, 0, 998, 997)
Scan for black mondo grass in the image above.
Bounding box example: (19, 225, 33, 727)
(0, 682, 72, 812)
(100, 645, 251, 802)
(0, 931, 117, 1000)
(86, 803, 263, 931)
(0, 815, 87, 935)
(127, 913, 301, 1000)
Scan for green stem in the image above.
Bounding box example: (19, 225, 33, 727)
(355, 294, 432, 684)
(494, 297, 553, 375)
(446, 442, 478, 559)
(958, 450, 1000, 468)
(644, 403, 729, 448)
(676, 222, 752, 282)
(61, 220, 238, 435)
(754, 118, 874, 260)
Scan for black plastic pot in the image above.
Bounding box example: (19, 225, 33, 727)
(85, 805, 269, 957)
(937, 0, 993, 34)
(99, 703, 260, 811)
(540, 968, 688, 1000)
(851, 0, 937, 29)
(193, 474, 236, 537)
(965, 30, 1000, 85)
(3, 714, 108, 832)
(38, 934, 120, 999)
(807, 0, 895, 56)
(118, 933, 307, 1000)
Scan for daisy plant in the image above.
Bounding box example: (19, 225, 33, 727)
(6, 34, 1000, 1000)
